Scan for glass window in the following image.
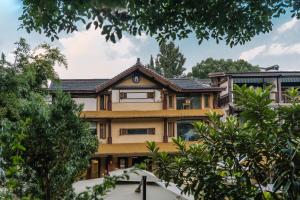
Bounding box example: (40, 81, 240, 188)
(168, 95, 174, 108)
(120, 128, 155, 135)
(89, 122, 97, 135)
(204, 94, 210, 108)
(191, 96, 201, 109)
(100, 95, 105, 110)
(176, 95, 201, 110)
(168, 122, 175, 137)
(99, 123, 106, 139)
(119, 158, 127, 169)
(177, 120, 200, 141)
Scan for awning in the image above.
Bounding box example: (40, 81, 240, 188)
(233, 77, 264, 84)
(95, 142, 198, 156)
(81, 109, 224, 119)
(280, 77, 300, 83)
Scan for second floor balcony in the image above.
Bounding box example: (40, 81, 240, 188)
(81, 109, 224, 119)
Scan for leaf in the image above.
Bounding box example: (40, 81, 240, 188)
(86, 22, 92, 30)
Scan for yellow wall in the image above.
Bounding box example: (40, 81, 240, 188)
(112, 102, 163, 111)
(111, 119, 164, 144)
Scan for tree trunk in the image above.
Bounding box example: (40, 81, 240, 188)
(43, 175, 51, 200)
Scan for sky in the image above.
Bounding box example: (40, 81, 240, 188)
(1, 0, 300, 79)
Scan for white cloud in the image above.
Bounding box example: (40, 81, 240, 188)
(54, 29, 148, 78)
(239, 45, 267, 61)
(239, 42, 300, 62)
(266, 43, 300, 55)
(277, 18, 298, 33)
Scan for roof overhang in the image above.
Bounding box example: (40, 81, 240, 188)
(95, 63, 181, 92)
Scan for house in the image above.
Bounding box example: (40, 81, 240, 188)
(50, 59, 224, 178)
(209, 71, 300, 115)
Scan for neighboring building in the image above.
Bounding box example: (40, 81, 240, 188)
(50, 59, 224, 178)
(209, 71, 300, 115)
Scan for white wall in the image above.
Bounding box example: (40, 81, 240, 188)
(112, 89, 162, 103)
(220, 80, 229, 97)
(72, 98, 97, 111)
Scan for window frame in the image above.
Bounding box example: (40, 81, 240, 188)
(168, 122, 175, 137)
(119, 128, 155, 135)
(204, 94, 210, 108)
(99, 123, 106, 139)
(168, 95, 174, 109)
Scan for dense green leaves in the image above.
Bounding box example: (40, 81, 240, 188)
(148, 86, 300, 199)
(0, 39, 110, 199)
(19, 0, 300, 46)
(188, 58, 260, 79)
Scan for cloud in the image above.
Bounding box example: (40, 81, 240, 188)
(239, 45, 267, 61)
(266, 43, 300, 55)
(239, 42, 300, 61)
(54, 29, 148, 78)
(277, 18, 298, 33)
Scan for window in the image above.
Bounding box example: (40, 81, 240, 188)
(204, 94, 210, 108)
(119, 92, 127, 99)
(177, 120, 200, 141)
(89, 122, 97, 135)
(100, 95, 106, 110)
(176, 95, 201, 110)
(119, 158, 127, 169)
(120, 92, 155, 99)
(147, 92, 155, 98)
(99, 123, 106, 139)
(168, 122, 175, 137)
(168, 95, 174, 108)
(120, 128, 155, 135)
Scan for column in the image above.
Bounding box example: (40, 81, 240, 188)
(107, 119, 112, 144)
(163, 91, 168, 110)
(97, 157, 101, 178)
(163, 118, 168, 143)
(277, 77, 282, 103)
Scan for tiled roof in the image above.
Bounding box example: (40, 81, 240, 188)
(169, 78, 211, 90)
(49, 77, 219, 92)
(49, 79, 109, 91)
(209, 71, 300, 78)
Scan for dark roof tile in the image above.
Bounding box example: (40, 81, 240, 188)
(49, 79, 109, 91)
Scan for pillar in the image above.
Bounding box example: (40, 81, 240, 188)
(163, 118, 168, 143)
(107, 119, 112, 144)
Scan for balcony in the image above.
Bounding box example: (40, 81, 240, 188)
(95, 141, 199, 156)
(81, 109, 224, 119)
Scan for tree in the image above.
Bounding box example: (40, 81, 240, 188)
(18, 1, 300, 46)
(0, 39, 118, 199)
(188, 58, 260, 79)
(147, 55, 155, 70)
(148, 86, 300, 199)
(154, 41, 186, 78)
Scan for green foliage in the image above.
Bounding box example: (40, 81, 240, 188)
(0, 39, 117, 200)
(19, 0, 300, 46)
(146, 55, 155, 70)
(188, 58, 260, 79)
(148, 86, 300, 199)
(151, 41, 186, 78)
